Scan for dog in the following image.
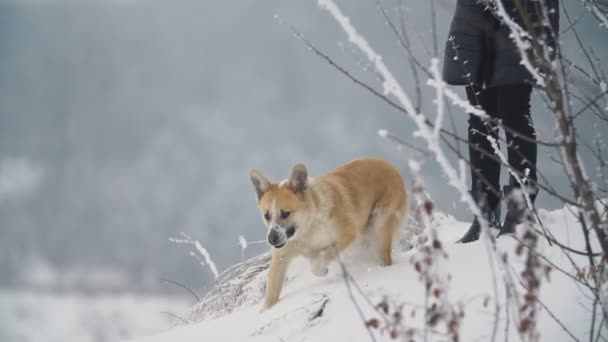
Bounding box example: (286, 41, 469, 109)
(249, 157, 408, 308)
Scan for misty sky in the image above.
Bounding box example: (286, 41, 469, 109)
(0, 0, 606, 292)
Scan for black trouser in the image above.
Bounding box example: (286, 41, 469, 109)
(466, 84, 536, 211)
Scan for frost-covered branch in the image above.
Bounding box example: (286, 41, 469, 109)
(378, 129, 433, 157)
(170, 232, 219, 281)
(491, 0, 547, 87)
(582, 0, 608, 29)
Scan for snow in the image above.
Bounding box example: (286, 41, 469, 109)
(1, 290, 189, 342)
(129, 204, 603, 342)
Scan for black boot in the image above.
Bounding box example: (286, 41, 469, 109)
(458, 189, 502, 243)
(497, 178, 538, 237)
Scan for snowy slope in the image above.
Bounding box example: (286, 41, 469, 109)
(1, 291, 189, 342)
(130, 205, 603, 342)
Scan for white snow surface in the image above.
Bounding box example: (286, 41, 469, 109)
(1, 291, 189, 342)
(131, 205, 604, 342)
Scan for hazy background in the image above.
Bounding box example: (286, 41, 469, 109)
(0, 1, 605, 341)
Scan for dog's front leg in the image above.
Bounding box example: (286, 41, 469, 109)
(310, 244, 338, 277)
(310, 255, 329, 277)
(264, 251, 290, 309)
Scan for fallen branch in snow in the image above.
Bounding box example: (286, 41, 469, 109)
(251, 293, 331, 337)
(308, 295, 330, 321)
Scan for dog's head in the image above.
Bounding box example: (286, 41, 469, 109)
(249, 164, 310, 249)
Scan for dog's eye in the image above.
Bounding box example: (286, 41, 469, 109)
(264, 211, 271, 221)
(280, 210, 291, 219)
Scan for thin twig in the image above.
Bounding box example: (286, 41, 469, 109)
(160, 311, 191, 325)
(535, 298, 580, 342)
(161, 278, 201, 303)
(572, 89, 608, 120)
(338, 259, 377, 342)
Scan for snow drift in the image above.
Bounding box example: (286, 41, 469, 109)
(130, 204, 603, 341)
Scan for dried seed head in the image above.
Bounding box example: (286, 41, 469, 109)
(519, 318, 532, 333)
(483, 296, 490, 308)
(365, 318, 380, 329)
(427, 312, 441, 327)
(432, 239, 442, 250)
(423, 200, 434, 215)
(377, 301, 389, 314)
(390, 329, 399, 339)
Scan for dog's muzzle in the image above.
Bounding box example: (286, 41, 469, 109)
(286, 225, 296, 238)
(267, 228, 286, 248)
(267, 225, 297, 249)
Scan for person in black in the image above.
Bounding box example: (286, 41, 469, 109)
(442, 0, 559, 243)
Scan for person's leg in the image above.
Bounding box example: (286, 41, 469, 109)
(497, 84, 536, 185)
(496, 84, 538, 234)
(467, 85, 501, 210)
(458, 85, 501, 243)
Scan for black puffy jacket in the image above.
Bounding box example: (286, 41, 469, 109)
(442, 0, 559, 87)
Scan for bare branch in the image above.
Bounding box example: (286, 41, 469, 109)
(160, 311, 191, 325)
(161, 278, 201, 303)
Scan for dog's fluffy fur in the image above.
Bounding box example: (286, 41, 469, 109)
(249, 158, 408, 308)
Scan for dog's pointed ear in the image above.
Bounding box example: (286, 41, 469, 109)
(250, 169, 270, 200)
(288, 163, 308, 194)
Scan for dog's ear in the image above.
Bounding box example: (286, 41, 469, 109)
(288, 163, 308, 194)
(250, 169, 270, 200)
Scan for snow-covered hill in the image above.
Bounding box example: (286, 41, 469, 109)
(130, 205, 603, 342)
(0, 291, 188, 342)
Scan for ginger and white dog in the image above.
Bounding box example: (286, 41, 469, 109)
(249, 157, 408, 308)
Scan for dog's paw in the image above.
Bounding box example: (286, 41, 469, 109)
(311, 264, 329, 277)
(263, 296, 278, 310)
